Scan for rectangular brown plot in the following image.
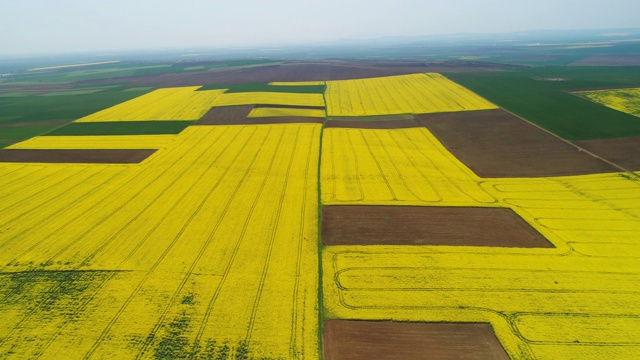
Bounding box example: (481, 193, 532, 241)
(195, 105, 322, 125)
(324, 320, 510, 360)
(322, 205, 554, 248)
(253, 104, 326, 110)
(574, 136, 640, 171)
(195, 105, 255, 125)
(325, 118, 422, 129)
(417, 109, 618, 177)
(0, 149, 157, 164)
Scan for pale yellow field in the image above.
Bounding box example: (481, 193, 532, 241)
(212, 92, 325, 107)
(0, 124, 321, 359)
(75, 86, 225, 122)
(325, 73, 497, 116)
(577, 87, 640, 117)
(321, 126, 640, 359)
(248, 107, 326, 118)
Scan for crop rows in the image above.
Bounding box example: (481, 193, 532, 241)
(76, 87, 225, 122)
(325, 73, 497, 116)
(0, 124, 321, 359)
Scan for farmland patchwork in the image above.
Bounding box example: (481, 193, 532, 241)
(1, 73, 639, 359)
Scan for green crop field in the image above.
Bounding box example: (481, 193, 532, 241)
(46, 121, 194, 136)
(451, 68, 640, 140)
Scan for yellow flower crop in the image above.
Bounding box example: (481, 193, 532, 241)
(577, 87, 640, 117)
(0, 124, 321, 359)
(75, 86, 224, 122)
(325, 73, 497, 116)
(248, 107, 326, 118)
(321, 126, 640, 360)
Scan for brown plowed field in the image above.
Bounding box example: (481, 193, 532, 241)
(322, 205, 553, 248)
(574, 136, 640, 171)
(195, 105, 254, 125)
(0, 149, 157, 163)
(325, 119, 421, 129)
(571, 54, 640, 66)
(323, 320, 510, 360)
(195, 105, 321, 125)
(417, 109, 618, 177)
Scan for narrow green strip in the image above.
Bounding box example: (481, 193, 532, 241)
(44, 121, 194, 136)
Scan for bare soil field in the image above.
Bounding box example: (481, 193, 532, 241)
(574, 136, 640, 171)
(323, 320, 510, 360)
(0, 149, 156, 163)
(417, 109, 618, 177)
(325, 119, 421, 129)
(322, 205, 553, 248)
(195, 105, 254, 125)
(195, 105, 322, 125)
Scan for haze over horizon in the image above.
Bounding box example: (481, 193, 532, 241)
(2, 0, 639, 56)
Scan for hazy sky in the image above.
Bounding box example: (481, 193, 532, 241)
(2, 0, 639, 56)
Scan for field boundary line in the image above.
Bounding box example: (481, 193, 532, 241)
(501, 108, 639, 179)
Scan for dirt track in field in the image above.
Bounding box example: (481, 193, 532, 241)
(0, 149, 157, 163)
(418, 109, 618, 177)
(322, 205, 553, 248)
(574, 136, 640, 171)
(195, 105, 322, 125)
(325, 119, 421, 129)
(323, 320, 510, 360)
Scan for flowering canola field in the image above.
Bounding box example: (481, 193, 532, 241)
(325, 73, 497, 116)
(2, 75, 640, 360)
(76, 86, 225, 122)
(322, 125, 640, 359)
(0, 123, 321, 359)
(576, 87, 640, 117)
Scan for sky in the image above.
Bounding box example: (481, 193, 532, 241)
(2, 0, 639, 56)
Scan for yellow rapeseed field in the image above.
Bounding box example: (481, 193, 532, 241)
(212, 92, 325, 107)
(321, 127, 497, 205)
(325, 73, 497, 116)
(321, 125, 640, 359)
(0, 124, 321, 359)
(248, 107, 326, 118)
(75, 86, 224, 122)
(577, 87, 640, 117)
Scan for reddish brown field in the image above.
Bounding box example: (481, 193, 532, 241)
(417, 109, 618, 177)
(0, 149, 156, 163)
(195, 105, 322, 125)
(325, 118, 421, 129)
(323, 320, 510, 360)
(322, 205, 553, 248)
(573, 137, 640, 171)
(195, 105, 254, 125)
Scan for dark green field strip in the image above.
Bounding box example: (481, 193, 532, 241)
(197, 82, 326, 94)
(0, 88, 151, 124)
(44, 121, 194, 136)
(0, 149, 157, 164)
(253, 104, 326, 110)
(453, 74, 640, 140)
